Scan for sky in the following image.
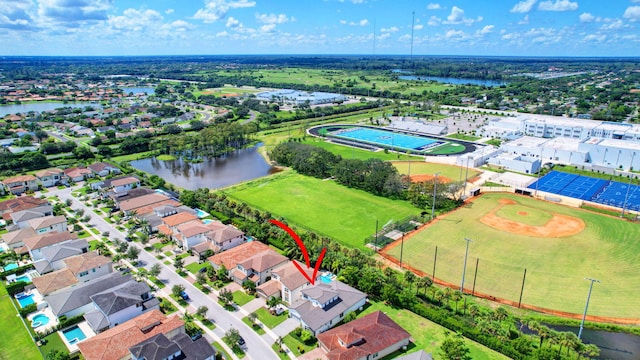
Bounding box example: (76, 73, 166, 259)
(1, 0, 640, 57)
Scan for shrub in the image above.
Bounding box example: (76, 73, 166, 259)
(19, 304, 37, 317)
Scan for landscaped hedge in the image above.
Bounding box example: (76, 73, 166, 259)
(19, 303, 37, 317)
(1, 263, 35, 279)
(5, 280, 27, 296)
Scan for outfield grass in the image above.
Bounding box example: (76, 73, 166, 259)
(392, 161, 481, 182)
(0, 285, 41, 360)
(361, 301, 509, 360)
(384, 193, 640, 318)
(225, 172, 421, 249)
(302, 137, 422, 161)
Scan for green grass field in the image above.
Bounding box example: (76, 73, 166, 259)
(392, 161, 481, 182)
(384, 193, 640, 318)
(0, 285, 42, 360)
(225, 172, 421, 249)
(360, 301, 509, 360)
(302, 137, 421, 161)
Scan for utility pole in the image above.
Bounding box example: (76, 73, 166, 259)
(431, 172, 439, 221)
(461, 238, 473, 293)
(410, 11, 415, 70)
(621, 152, 636, 217)
(578, 278, 600, 340)
(399, 232, 405, 269)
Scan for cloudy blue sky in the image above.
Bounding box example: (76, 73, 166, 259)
(1, 0, 639, 56)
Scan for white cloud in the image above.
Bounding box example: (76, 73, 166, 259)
(414, 24, 424, 30)
(623, 6, 640, 22)
(165, 9, 174, 15)
(477, 25, 494, 35)
(38, 0, 113, 24)
(518, 14, 530, 24)
(510, 0, 537, 13)
(193, 0, 256, 23)
(339, 19, 347, 25)
(583, 34, 606, 42)
(0, 0, 37, 29)
(443, 6, 478, 25)
(339, 0, 365, 3)
(428, 16, 441, 26)
(538, 0, 578, 12)
(600, 19, 627, 30)
(445, 29, 466, 40)
(347, 18, 368, 26)
(215, 30, 228, 37)
(579, 12, 595, 23)
(226, 16, 240, 28)
(381, 26, 399, 33)
(259, 24, 275, 32)
(108, 8, 162, 31)
(427, 3, 442, 10)
(256, 13, 292, 24)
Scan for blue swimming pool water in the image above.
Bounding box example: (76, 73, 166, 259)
(334, 127, 438, 151)
(319, 275, 333, 284)
(16, 294, 35, 308)
(31, 314, 50, 328)
(4, 263, 18, 271)
(202, 219, 213, 224)
(62, 326, 87, 344)
(195, 208, 209, 218)
(14, 275, 31, 283)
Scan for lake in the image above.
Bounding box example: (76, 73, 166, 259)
(398, 75, 506, 87)
(0, 102, 100, 118)
(121, 87, 155, 95)
(129, 144, 278, 190)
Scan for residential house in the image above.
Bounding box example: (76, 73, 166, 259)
(110, 176, 140, 193)
(258, 260, 315, 306)
(64, 167, 94, 182)
(88, 162, 121, 177)
(289, 281, 367, 335)
(32, 268, 79, 296)
(0, 196, 48, 220)
(316, 311, 412, 360)
(84, 280, 159, 333)
(204, 223, 245, 253)
(173, 221, 211, 250)
(2, 175, 38, 195)
(109, 187, 155, 203)
(174, 220, 245, 252)
(27, 215, 67, 234)
(78, 309, 185, 360)
(46, 272, 132, 318)
(63, 251, 113, 283)
(2, 227, 36, 253)
(157, 212, 198, 239)
(33, 239, 89, 274)
(118, 193, 177, 216)
(395, 351, 434, 360)
(128, 332, 215, 360)
(9, 205, 53, 228)
(207, 241, 287, 285)
(23, 231, 78, 261)
(35, 168, 65, 187)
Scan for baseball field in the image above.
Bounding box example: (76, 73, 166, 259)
(382, 192, 640, 319)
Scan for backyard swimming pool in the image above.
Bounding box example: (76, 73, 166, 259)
(16, 293, 35, 308)
(3, 263, 18, 271)
(31, 314, 50, 328)
(14, 275, 31, 283)
(62, 326, 87, 344)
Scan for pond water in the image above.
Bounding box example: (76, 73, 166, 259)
(549, 325, 640, 360)
(398, 75, 506, 87)
(130, 144, 278, 190)
(0, 102, 100, 117)
(121, 87, 155, 95)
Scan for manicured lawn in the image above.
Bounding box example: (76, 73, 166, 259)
(110, 150, 156, 163)
(272, 342, 289, 360)
(0, 285, 42, 360)
(446, 133, 482, 141)
(392, 161, 481, 182)
(232, 290, 254, 306)
(89, 239, 100, 250)
(282, 332, 317, 357)
(152, 242, 169, 250)
(212, 342, 233, 360)
(226, 172, 421, 249)
(383, 193, 640, 318)
(90, 228, 100, 235)
(242, 316, 265, 334)
(38, 332, 68, 359)
(360, 301, 509, 360)
(185, 261, 211, 275)
(301, 137, 421, 161)
(254, 307, 288, 329)
(223, 337, 246, 358)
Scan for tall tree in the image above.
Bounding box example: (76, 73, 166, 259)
(439, 331, 472, 360)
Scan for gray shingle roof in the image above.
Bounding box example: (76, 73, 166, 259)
(129, 332, 216, 360)
(84, 309, 110, 332)
(34, 239, 88, 274)
(91, 281, 151, 316)
(46, 273, 132, 316)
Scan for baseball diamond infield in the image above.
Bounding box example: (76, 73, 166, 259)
(381, 192, 640, 320)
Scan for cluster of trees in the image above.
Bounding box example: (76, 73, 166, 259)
(40, 139, 77, 155)
(257, 100, 388, 126)
(0, 151, 49, 175)
(150, 122, 253, 158)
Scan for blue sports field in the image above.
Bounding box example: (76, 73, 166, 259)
(333, 127, 441, 152)
(528, 170, 640, 211)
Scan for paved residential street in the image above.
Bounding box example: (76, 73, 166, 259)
(46, 186, 284, 360)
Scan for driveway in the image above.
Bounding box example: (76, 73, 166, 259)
(46, 186, 281, 360)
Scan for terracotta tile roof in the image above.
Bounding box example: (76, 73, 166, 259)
(63, 251, 111, 275)
(27, 215, 66, 230)
(77, 309, 184, 360)
(2, 227, 37, 245)
(238, 250, 288, 273)
(256, 279, 281, 298)
(157, 224, 172, 236)
(119, 193, 170, 212)
(163, 212, 198, 228)
(176, 221, 210, 238)
(206, 225, 244, 245)
(35, 168, 63, 178)
(22, 231, 78, 251)
(133, 200, 180, 216)
(88, 162, 117, 173)
(208, 241, 271, 270)
(110, 176, 139, 187)
(273, 261, 314, 291)
(64, 167, 92, 178)
(32, 268, 78, 295)
(2, 175, 36, 184)
(317, 311, 411, 360)
(191, 241, 217, 254)
(0, 196, 47, 212)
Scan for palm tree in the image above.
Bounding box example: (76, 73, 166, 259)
(443, 287, 452, 308)
(416, 276, 433, 295)
(451, 290, 462, 313)
(493, 307, 509, 322)
(468, 304, 480, 321)
(537, 324, 552, 349)
(404, 271, 416, 291)
(581, 344, 600, 359)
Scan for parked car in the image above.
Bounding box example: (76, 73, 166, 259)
(238, 336, 245, 346)
(179, 291, 190, 301)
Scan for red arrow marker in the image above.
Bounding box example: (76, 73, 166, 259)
(269, 219, 326, 285)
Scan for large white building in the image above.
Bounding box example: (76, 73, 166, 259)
(256, 89, 346, 105)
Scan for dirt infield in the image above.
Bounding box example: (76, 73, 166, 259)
(409, 174, 452, 183)
(480, 198, 585, 238)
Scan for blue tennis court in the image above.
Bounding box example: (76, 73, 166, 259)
(333, 127, 440, 151)
(528, 170, 640, 210)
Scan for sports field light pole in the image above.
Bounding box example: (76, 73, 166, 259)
(399, 232, 405, 269)
(621, 152, 636, 217)
(578, 278, 600, 340)
(431, 172, 440, 221)
(460, 238, 473, 293)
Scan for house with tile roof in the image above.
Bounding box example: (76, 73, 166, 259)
(206, 241, 288, 286)
(78, 309, 185, 360)
(88, 162, 121, 177)
(2, 227, 36, 253)
(118, 193, 174, 215)
(63, 167, 94, 182)
(258, 260, 316, 306)
(395, 350, 434, 360)
(84, 280, 159, 333)
(27, 215, 67, 234)
(0, 196, 48, 219)
(110, 176, 141, 193)
(32, 268, 79, 295)
(23, 231, 78, 261)
(289, 281, 367, 335)
(35, 168, 65, 187)
(316, 311, 411, 360)
(10, 205, 53, 228)
(2, 174, 38, 194)
(33, 239, 88, 275)
(128, 332, 216, 360)
(63, 251, 113, 283)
